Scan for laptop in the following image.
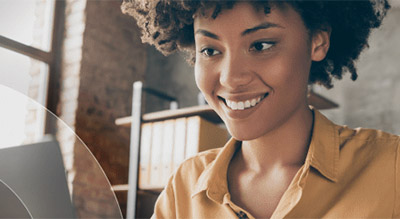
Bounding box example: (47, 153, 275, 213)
(0, 179, 31, 218)
(0, 137, 76, 218)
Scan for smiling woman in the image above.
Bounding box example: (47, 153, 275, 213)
(193, 3, 325, 142)
(122, 1, 399, 218)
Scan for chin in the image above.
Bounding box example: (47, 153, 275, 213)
(226, 124, 265, 141)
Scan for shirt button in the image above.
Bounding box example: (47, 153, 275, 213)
(237, 211, 248, 219)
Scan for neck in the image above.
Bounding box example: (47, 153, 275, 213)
(240, 105, 314, 173)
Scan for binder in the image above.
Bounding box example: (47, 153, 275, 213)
(173, 117, 187, 172)
(149, 121, 164, 187)
(160, 119, 175, 186)
(138, 123, 152, 189)
(185, 116, 228, 158)
(140, 115, 227, 189)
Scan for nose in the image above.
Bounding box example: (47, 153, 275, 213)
(219, 52, 253, 90)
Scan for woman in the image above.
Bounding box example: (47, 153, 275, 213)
(122, 1, 399, 218)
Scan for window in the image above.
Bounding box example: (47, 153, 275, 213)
(0, 0, 64, 146)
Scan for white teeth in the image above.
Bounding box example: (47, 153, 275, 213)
(231, 101, 238, 110)
(224, 94, 267, 111)
(238, 102, 244, 110)
(251, 99, 257, 106)
(226, 100, 231, 108)
(244, 100, 251, 108)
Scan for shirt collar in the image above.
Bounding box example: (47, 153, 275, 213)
(307, 108, 340, 182)
(191, 138, 239, 204)
(191, 108, 340, 203)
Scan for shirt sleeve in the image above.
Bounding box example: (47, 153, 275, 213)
(393, 138, 400, 218)
(151, 178, 177, 219)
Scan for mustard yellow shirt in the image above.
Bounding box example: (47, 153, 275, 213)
(152, 110, 400, 218)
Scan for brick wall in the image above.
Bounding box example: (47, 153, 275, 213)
(57, 0, 86, 216)
(144, 47, 199, 113)
(56, 0, 147, 217)
(78, 0, 146, 186)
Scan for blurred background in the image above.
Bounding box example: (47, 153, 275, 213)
(0, 0, 399, 218)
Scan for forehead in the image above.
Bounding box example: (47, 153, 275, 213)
(193, 2, 303, 33)
(195, 1, 272, 18)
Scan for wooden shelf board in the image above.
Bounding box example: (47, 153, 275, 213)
(115, 105, 222, 127)
(112, 184, 163, 193)
(112, 184, 130, 191)
(308, 91, 339, 110)
(115, 117, 132, 127)
(143, 104, 222, 123)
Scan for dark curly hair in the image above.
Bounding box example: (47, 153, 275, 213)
(121, 0, 390, 88)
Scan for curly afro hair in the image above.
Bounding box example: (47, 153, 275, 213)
(121, 0, 390, 88)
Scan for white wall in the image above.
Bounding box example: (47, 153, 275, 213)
(315, 6, 400, 135)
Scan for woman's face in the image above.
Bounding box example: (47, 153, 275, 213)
(194, 2, 327, 140)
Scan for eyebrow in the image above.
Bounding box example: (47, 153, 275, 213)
(195, 22, 283, 40)
(195, 29, 220, 40)
(242, 22, 284, 36)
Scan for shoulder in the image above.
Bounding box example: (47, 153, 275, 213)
(336, 125, 400, 173)
(314, 109, 399, 149)
(337, 125, 400, 149)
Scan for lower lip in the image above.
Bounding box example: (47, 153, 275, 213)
(220, 94, 268, 120)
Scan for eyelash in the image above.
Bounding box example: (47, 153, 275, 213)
(199, 48, 221, 57)
(249, 41, 276, 52)
(199, 41, 276, 57)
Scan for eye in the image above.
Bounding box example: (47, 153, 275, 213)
(200, 48, 221, 57)
(250, 41, 275, 52)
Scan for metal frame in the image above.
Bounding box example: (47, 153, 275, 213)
(0, 36, 52, 63)
(126, 81, 178, 219)
(45, 0, 66, 132)
(126, 81, 143, 219)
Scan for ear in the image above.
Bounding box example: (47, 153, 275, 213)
(311, 27, 331, 62)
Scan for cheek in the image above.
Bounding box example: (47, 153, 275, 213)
(194, 61, 215, 100)
(194, 62, 204, 92)
(261, 45, 311, 89)
(252, 57, 308, 89)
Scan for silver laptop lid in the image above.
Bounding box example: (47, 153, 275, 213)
(0, 139, 76, 218)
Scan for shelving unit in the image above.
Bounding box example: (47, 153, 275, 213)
(113, 81, 224, 219)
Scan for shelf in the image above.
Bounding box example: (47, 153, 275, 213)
(308, 90, 339, 110)
(112, 184, 163, 194)
(115, 105, 222, 127)
(112, 184, 130, 192)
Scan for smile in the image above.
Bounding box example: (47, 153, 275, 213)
(223, 93, 269, 110)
